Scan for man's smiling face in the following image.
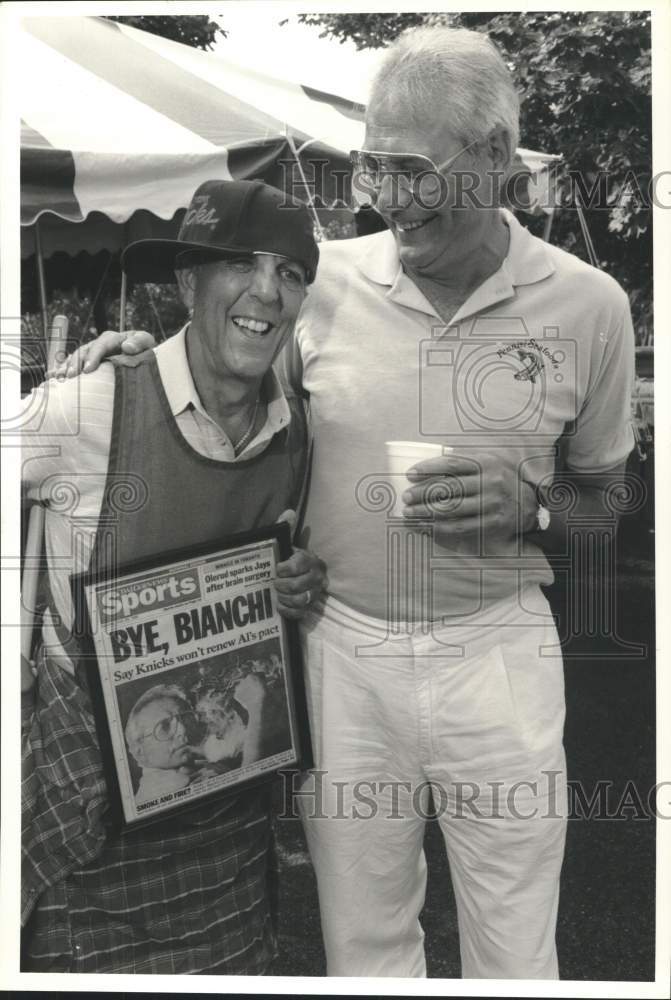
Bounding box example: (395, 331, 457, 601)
(187, 253, 307, 384)
(363, 104, 488, 279)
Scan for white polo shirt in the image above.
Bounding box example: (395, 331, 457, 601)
(285, 209, 635, 621)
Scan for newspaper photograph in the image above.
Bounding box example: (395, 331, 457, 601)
(73, 530, 307, 828)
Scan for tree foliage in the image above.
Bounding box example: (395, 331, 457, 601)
(298, 11, 652, 339)
(298, 13, 423, 49)
(21, 285, 188, 371)
(106, 15, 224, 50)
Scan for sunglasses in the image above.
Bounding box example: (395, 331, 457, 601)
(349, 138, 481, 190)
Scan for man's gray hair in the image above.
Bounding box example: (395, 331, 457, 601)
(368, 25, 520, 157)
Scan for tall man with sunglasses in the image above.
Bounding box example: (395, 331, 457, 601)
(62, 26, 636, 980)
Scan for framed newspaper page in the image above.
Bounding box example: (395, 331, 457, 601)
(70, 522, 312, 831)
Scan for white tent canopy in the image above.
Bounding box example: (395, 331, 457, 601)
(20, 14, 561, 261)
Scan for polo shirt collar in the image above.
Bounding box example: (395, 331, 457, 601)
(154, 324, 291, 432)
(353, 208, 555, 322)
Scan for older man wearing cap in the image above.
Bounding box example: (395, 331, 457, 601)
(21, 180, 326, 974)
(56, 25, 637, 982)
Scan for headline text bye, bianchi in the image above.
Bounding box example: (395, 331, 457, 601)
(173, 586, 274, 644)
(108, 586, 274, 662)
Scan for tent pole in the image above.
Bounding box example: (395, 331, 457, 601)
(285, 130, 325, 240)
(542, 208, 555, 243)
(119, 271, 127, 334)
(575, 197, 599, 268)
(34, 220, 49, 344)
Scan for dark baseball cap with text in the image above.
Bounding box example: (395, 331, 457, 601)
(122, 179, 319, 284)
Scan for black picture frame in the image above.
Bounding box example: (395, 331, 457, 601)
(71, 521, 312, 831)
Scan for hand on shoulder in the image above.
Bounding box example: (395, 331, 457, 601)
(47, 330, 157, 379)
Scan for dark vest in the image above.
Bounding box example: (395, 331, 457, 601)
(90, 356, 308, 576)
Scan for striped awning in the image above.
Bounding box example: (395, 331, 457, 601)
(20, 15, 561, 259)
(20, 15, 364, 236)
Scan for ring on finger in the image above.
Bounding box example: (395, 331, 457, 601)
(304, 589, 311, 606)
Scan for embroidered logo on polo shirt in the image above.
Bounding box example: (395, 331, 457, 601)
(513, 348, 544, 383)
(496, 338, 563, 384)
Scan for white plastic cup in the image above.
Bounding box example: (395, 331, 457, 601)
(384, 441, 453, 517)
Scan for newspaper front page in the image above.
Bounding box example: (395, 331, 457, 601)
(81, 536, 298, 825)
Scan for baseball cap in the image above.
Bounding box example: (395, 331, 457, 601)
(121, 179, 320, 284)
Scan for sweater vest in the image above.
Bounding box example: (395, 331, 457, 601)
(90, 356, 308, 576)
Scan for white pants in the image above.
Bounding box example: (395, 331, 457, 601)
(297, 586, 568, 978)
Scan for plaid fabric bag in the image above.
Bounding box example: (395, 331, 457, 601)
(22, 650, 276, 974)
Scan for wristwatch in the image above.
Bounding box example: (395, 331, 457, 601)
(533, 481, 551, 532)
(524, 481, 551, 533)
(536, 503, 551, 532)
